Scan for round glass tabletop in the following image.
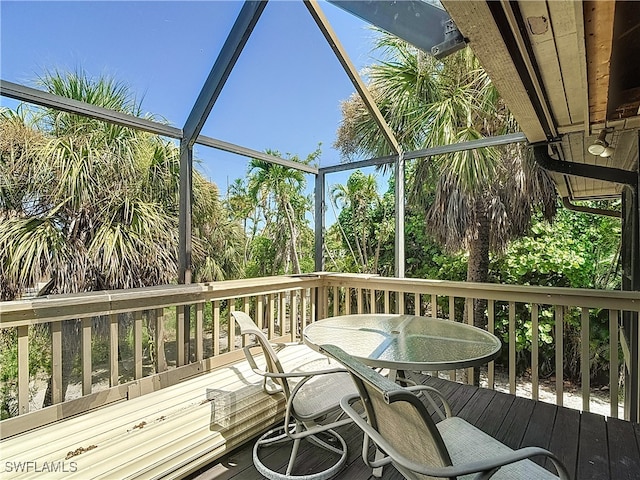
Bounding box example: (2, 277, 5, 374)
(303, 313, 502, 371)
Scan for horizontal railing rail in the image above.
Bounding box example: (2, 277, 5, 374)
(1, 272, 639, 435)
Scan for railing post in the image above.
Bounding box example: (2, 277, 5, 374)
(581, 307, 590, 412)
(229, 302, 236, 351)
(17, 325, 29, 415)
(531, 304, 539, 401)
(212, 302, 220, 357)
(508, 302, 516, 395)
(431, 294, 437, 318)
(610, 309, 619, 418)
(465, 297, 474, 385)
(177, 306, 186, 366)
(134, 311, 143, 380)
(109, 314, 119, 386)
(81, 318, 92, 396)
(155, 308, 167, 372)
(291, 291, 298, 341)
(257, 295, 264, 330)
(302, 290, 308, 330)
(487, 300, 495, 389)
(196, 303, 204, 361)
(51, 322, 63, 404)
(280, 293, 287, 333)
(269, 294, 275, 336)
(555, 305, 564, 407)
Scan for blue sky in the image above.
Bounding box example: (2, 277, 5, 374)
(1, 1, 390, 205)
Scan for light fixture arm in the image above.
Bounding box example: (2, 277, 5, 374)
(588, 128, 614, 157)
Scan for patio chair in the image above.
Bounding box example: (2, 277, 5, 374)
(231, 311, 358, 480)
(321, 344, 571, 480)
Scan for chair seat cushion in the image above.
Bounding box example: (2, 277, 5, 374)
(291, 371, 357, 420)
(274, 343, 358, 420)
(437, 417, 560, 479)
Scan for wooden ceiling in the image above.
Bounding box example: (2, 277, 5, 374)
(442, 0, 640, 201)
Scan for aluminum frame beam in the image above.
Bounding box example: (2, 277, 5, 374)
(315, 172, 326, 271)
(319, 154, 398, 174)
(197, 135, 318, 174)
(2, 79, 527, 177)
(1, 79, 319, 175)
(318, 133, 528, 175)
(304, 0, 401, 156)
(182, 1, 267, 147)
(1, 80, 183, 139)
(404, 132, 528, 160)
(179, 0, 265, 366)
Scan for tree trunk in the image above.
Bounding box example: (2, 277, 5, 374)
(283, 202, 301, 274)
(465, 200, 491, 385)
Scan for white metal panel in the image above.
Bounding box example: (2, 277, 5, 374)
(0, 346, 325, 479)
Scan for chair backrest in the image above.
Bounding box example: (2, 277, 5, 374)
(231, 311, 292, 398)
(321, 344, 453, 480)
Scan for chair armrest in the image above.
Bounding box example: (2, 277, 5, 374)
(340, 394, 570, 480)
(405, 385, 452, 420)
(242, 345, 346, 378)
(407, 446, 571, 480)
(263, 367, 348, 380)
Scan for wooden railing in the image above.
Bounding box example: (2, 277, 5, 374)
(0, 275, 322, 432)
(319, 273, 640, 420)
(1, 272, 639, 432)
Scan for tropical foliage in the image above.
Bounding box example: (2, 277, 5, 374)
(0, 70, 243, 298)
(334, 33, 557, 339)
(0, 70, 244, 411)
(227, 149, 317, 277)
(328, 170, 393, 275)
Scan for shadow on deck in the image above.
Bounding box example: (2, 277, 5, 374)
(188, 373, 640, 480)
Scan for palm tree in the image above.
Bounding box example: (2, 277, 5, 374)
(0, 69, 243, 405)
(330, 170, 390, 273)
(334, 34, 556, 336)
(226, 178, 260, 267)
(246, 150, 316, 275)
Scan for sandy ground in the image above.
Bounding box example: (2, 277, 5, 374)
(481, 369, 621, 417)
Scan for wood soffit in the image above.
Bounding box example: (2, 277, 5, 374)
(444, 0, 639, 201)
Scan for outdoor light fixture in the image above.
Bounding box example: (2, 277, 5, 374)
(588, 129, 614, 157)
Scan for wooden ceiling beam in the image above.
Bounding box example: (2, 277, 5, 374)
(584, 1, 616, 125)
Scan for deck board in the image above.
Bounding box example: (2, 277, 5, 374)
(547, 405, 581, 479)
(494, 395, 536, 449)
(472, 389, 515, 437)
(577, 411, 609, 479)
(520, 400, 557, 467)
(189, 375, 640, 480)
(607, 417, 640, 480)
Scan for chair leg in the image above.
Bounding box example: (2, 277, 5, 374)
(285, 437, 301, 475)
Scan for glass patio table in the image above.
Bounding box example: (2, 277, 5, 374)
(303, 313, 501, 372)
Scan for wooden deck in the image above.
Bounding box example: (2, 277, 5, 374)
(187, 373, 640, 480)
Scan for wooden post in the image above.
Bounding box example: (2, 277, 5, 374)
(109, 314, 119, 386)
(82, 318, 92, 396)
(531, 304, 539, 400)
(134, 311, 143, 380)
(17, 325, 29, 415)
(155, 308, 167, 372)
(555, 305, 564, 407)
